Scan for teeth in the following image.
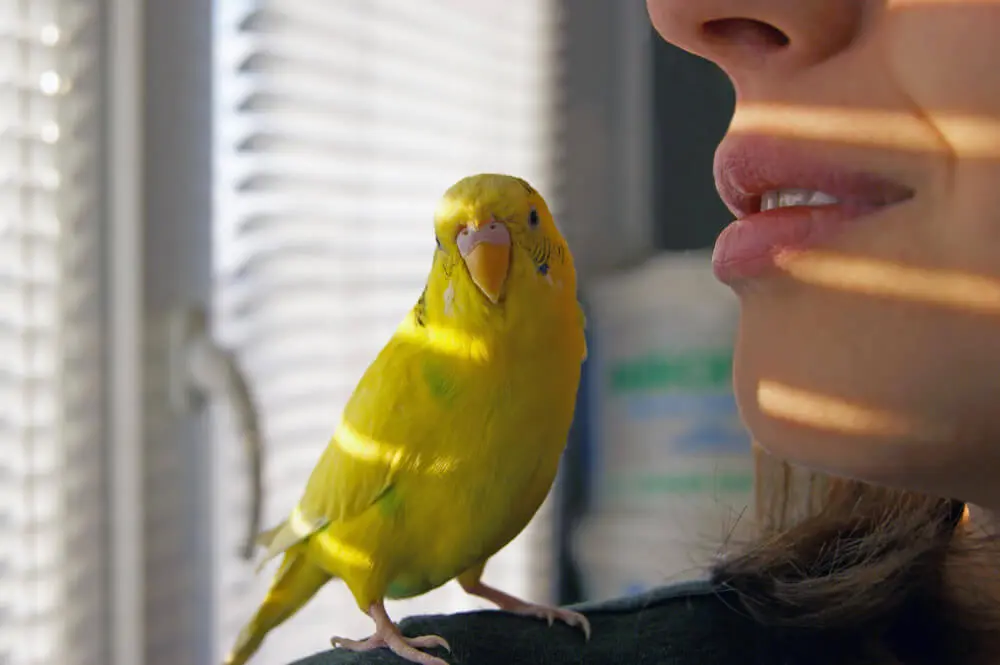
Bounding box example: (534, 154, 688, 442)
(760, 188, 840, 212)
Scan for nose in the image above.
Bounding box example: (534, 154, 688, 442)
(646, 0, 864, 80)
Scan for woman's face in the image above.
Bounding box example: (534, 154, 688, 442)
(647, 0, 1000, 508)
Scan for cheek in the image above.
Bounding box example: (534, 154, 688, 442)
(440, 253, 456, 278)
(732, 282, 1000, 493)
(886, 3, 1000, 293)
(887, 2, 1000, 153)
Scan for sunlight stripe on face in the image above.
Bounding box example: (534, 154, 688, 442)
(728, 103, 1000, 159)
(777, 250, 1000, 314)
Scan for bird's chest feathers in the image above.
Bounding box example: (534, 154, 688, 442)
(425, 332, 571, 403)
(419, 337, 578, 463)
(412, 345, 575, 555)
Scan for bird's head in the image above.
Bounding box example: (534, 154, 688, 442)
(424, 173, 577, 329)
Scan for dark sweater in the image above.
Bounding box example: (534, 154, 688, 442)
(288, 580, 851, 665)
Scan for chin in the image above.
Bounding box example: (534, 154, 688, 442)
(732, 322, 934, 492)
(728, 272, 1000, 505)
(734, 359, 1000, 506)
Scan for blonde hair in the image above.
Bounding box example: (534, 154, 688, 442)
(710, 444, 1000, 665)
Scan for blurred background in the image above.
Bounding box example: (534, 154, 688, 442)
(1, 1, 752, 664)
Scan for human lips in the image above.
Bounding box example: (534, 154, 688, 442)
(711, 136, 915, 284)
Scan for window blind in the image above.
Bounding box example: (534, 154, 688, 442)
(0, 1, 108, 665)
(212, 1, 562, 662)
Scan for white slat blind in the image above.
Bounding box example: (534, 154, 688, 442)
(0, 2, 107, 665)
(213, 1, 562, 663)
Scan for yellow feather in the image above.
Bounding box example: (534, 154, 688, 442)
(227, 173, 586, 664)
(224, 551, 330, 665)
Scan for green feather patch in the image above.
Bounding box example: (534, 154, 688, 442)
(422, 362, 457, 403)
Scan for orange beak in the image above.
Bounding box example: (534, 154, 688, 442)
(457, 222, 511, 303)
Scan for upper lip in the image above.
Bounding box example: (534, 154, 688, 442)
(713, 135, 916, 219)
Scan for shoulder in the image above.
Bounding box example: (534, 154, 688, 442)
(285, 580, 828, 665)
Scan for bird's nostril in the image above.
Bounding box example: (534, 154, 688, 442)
(702, 18, 790, 50)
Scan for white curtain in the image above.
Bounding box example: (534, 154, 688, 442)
(0, 1, 108, 665)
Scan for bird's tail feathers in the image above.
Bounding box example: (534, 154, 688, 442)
(255, 522, 283, 549)
(254, 511, 328, 574)
(223, 551, 330, 665)
(254, 519, 309, 574)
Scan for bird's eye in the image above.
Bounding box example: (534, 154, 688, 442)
(435, 236, 443, 250)
(528, 208, 540, 228)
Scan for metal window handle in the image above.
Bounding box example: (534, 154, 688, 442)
(169, 305, 263, 561)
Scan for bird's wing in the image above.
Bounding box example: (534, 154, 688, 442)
(256, 329, 436, 569)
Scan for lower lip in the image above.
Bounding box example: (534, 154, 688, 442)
(712, 203, 880, 284)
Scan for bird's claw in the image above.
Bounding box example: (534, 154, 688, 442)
(405, 634, 451, 652)
(331, 631, 451, 665)
(508, 603, 592, 641)
(330, 634, 381, 651)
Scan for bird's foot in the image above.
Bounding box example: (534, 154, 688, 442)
(331, 630, 450, 665)
(463, 581, 591, 640)
(331, 631, 450, 653)
(332, 601, 451, 665)
(500, 601, 592, 640)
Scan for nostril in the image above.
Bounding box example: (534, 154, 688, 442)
(702, 18, 790, 51)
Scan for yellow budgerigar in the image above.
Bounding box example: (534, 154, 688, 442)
(224, 173, 590, 665)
